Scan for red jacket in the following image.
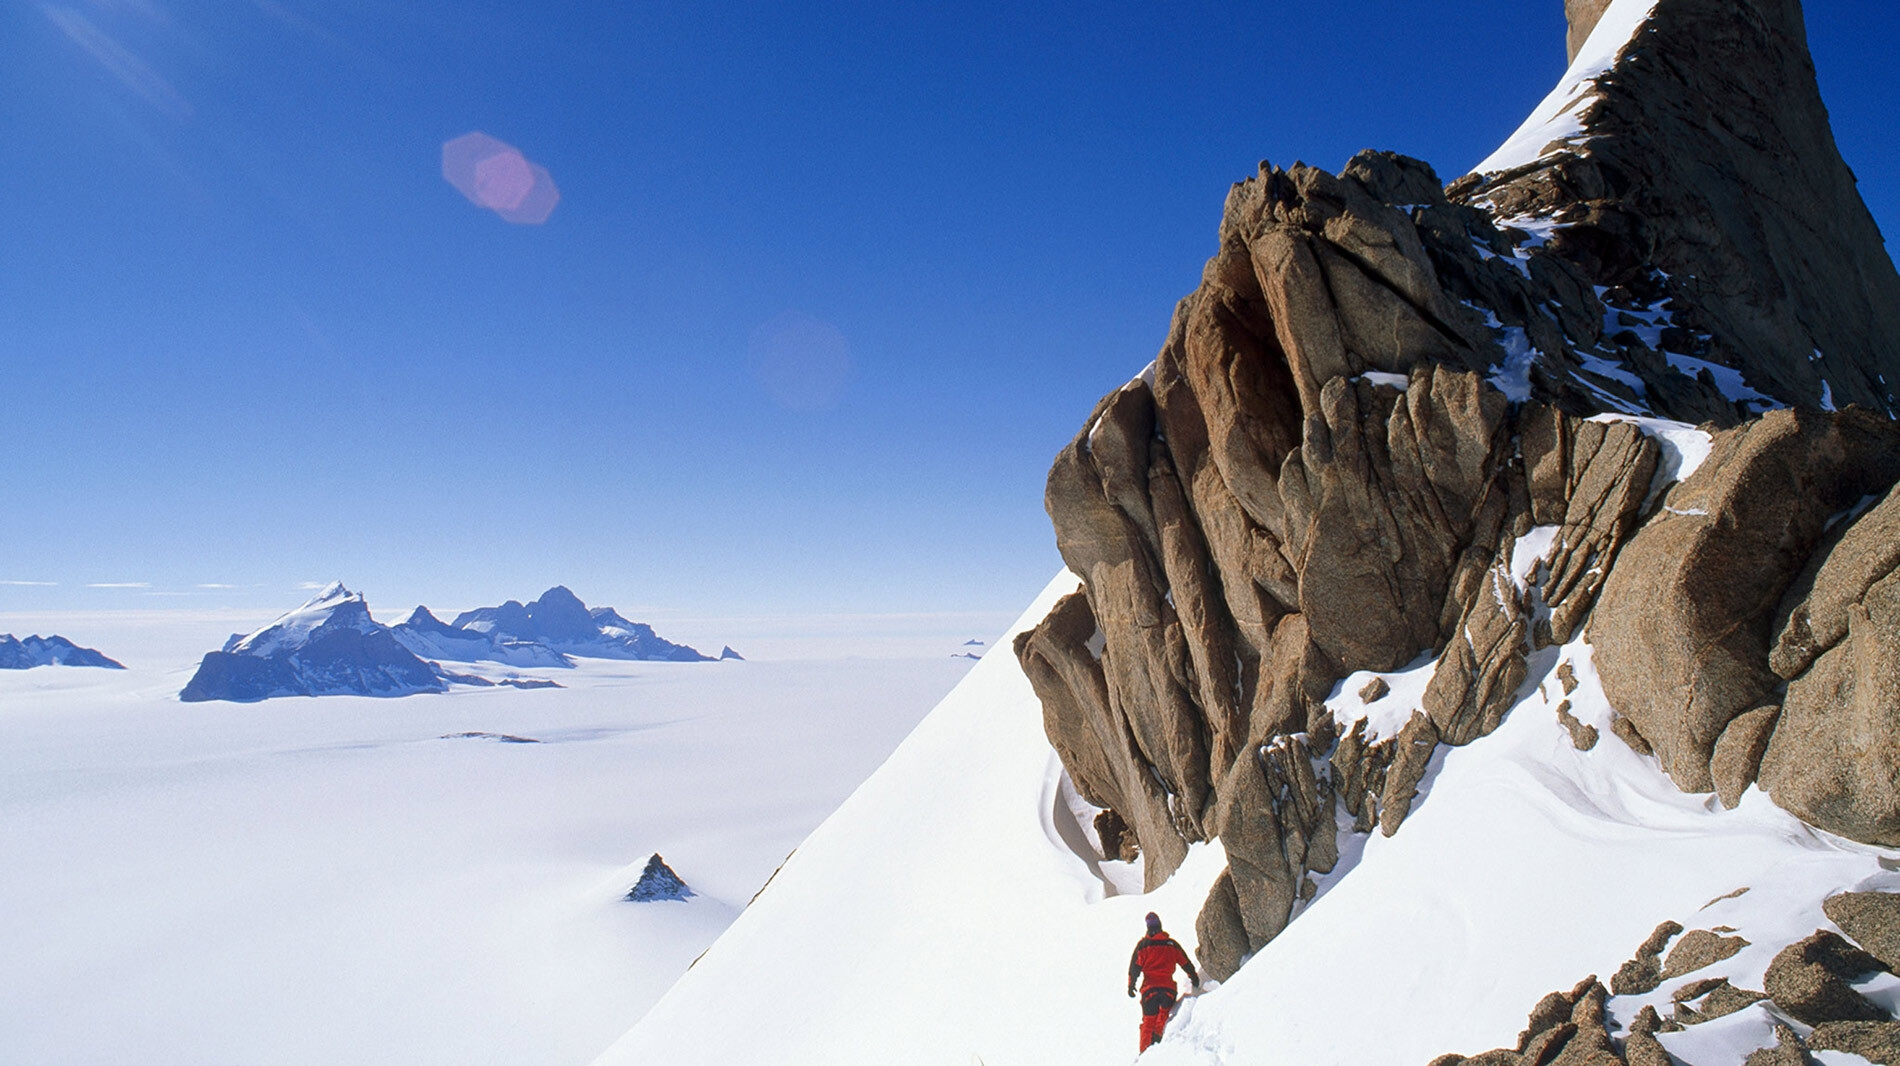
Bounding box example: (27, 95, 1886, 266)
(1128, 933, 1198, 994)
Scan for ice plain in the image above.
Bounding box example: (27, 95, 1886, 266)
(0, 606, 991, 1066)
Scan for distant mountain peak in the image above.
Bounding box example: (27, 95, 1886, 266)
(0, 634, 125, 670)
(182, 585, 444, 703)
(452, 588, 713, 662)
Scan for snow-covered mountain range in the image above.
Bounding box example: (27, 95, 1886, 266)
(177, 583, 724, 702)
(450, 586, 715, 663)
(180, 582, 447, 702)
(0, 634, 123, 670)
(596, 2, 1900, 1064)
(391, 605, 575, 668)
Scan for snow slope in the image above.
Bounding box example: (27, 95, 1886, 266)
(598, 570, 1900, 1066)
(0, 609, 977, 1066)
(1476, 0, 1659, 174)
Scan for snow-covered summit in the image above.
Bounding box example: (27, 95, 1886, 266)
(452, 586, 715, 662)
(391, 605, 573, 668)
(0, 633, 124, 670)
(181, 583, 446, 702)
(221, 581, 375, 657)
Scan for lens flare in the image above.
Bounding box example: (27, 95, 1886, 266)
(441, 131, 559, 225)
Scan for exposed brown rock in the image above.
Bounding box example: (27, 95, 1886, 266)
(1611, 921, 1681, 997)
(1360, 676, 1391, 703)
(1591, 409, 1900, 794)
(1809, 1021, 1900, 1066)
(1014, 589, 1184, 886)
(1824, 892, 1900, 973)
(1564, 0, 1614, 63)
(1611, 716, 1652, 757)
(1763, 930, 1889, 1025)
(1760, 487, 1900, 845)
(1380, 712, 1442, 835)
(1519, 412, 1660, 644)
(1093, 809, 1135, 863)
(1435, 977, 1620, 1066)
(1555, 700, 1598, 751)
(1624, 1005, 1674, 1066)
(1744, 1024, 1813, 1066)
(1661, 929, 1748, 978)
(1711, 706, 1780, 810)
(1672, 981, 1766, 1026)
(1193, 869, 1250, 982)
(1475, 0, 1900, 416)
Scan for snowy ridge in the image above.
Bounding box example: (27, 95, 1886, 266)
(599, 574, 1900, 1065)
(223, 580, 376, 657)
(1475, 0, 1660, 174)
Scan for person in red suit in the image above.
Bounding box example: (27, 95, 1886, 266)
(1126, 911, 1200, 1051)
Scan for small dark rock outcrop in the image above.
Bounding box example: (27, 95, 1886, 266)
(1427, 976, 1621, 1066)
(0, 634, 124, 670)
(1611, 921, 1682, 996)
(626, 854, 695, 903)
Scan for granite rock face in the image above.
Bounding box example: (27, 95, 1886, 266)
(1017, 0, 1900, 983)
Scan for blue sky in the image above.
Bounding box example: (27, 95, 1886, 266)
(2, 0, 1895, 620)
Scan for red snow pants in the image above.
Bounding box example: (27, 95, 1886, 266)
(1138, 985, 1178, 1051)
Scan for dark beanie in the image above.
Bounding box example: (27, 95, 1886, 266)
(1145, 912, 1162, 933)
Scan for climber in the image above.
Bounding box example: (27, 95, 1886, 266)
(1127, 911, 1199, 1052)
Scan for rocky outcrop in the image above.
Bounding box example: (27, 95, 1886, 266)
(625, 854, 695, 903)
(1823, 892, 1900, 972)
(1757, 486, 1900, 843)
(1745, 1024, 1814, 1066)
(1018, 0, 1900, 985)
(1611, 921, 1682, 996)
(1763, 931, 1889, 1026)
(1428, 977, 1622, 1066)
(1809, 1021, 1900, 1065)
(1480, 0, 1900, 416)
(1590, 410, 1900, 793)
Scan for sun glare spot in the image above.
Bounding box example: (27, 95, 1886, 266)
(441, 131, 560, 225)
